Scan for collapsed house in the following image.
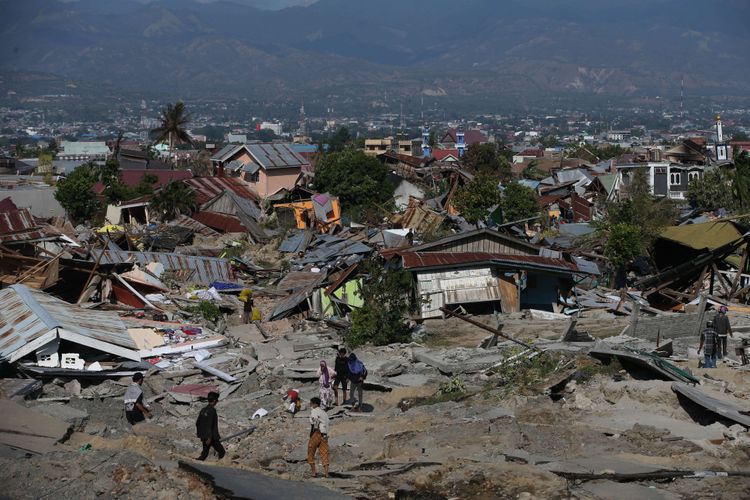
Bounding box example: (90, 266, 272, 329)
(394, 229, 583, 318)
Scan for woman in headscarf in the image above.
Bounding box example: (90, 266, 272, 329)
(317, 360, 336, 410)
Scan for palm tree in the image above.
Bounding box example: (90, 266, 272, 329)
(150, 101, 193, 163)
(149, 181, 196, 221)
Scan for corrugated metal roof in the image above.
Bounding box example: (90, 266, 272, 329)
(0, 208, 36, 234)
(246, 143, 310, 170)
(0, 284, 135, 362)
(171, 214, 221, 238)
(276, 269, 327, 292)
(90, 249, 232, 284)
(191, 211, 247, 233)
(211, 144, 243, 162)
(184, 176, 259, 205)
(402, 252, 579, 273)
(659, 221, 744, 251)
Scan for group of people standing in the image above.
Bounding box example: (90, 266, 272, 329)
(698, 305, 733, 368)
(123, 346, 368, 477)
(317, 348, 367, 411)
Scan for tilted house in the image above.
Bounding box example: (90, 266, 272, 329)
(398, 229, 581, 318)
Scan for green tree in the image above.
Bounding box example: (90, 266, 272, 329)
(501, 182, 540, 222)
(257, 128, 277, 142)
(463, 143, 511, 181)
(346, 258, 413, 347)
(150, 101, 193, 160)
(54, 163, 101, 223)
(453, 174, 502, 226)
(733, 151, 750, 212)
(313, 149, 394, 220)
(96, 159, 155, 204)
(328, 127, 352, 152)
(687, 169, 735, 211)
(604, 223, 645, 269)
(149, 181, 196, 221)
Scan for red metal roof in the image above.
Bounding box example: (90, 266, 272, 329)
(0, 197, 19, 213)
(184, 176, 259, 205)
(442, 128, 489, 145)
(401, 252, 579, 272)
(92, 170, 193, 195)
(432, 149, 459, 161)
(191, 211, 246, 233)
(0, 208, 36, 234)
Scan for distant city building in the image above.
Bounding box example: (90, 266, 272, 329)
(227, 133, 247, 144)
(59, 141, 110, 160)
(440, 128, 488, 148)
(615, 162, 705, 201)
(259, 122, 283, 136)
(364, 137, 421, 157)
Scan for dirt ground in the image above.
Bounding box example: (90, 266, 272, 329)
(3, 320, 750, 499)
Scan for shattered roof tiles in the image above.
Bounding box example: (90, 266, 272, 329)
(184, 176, 259, 205)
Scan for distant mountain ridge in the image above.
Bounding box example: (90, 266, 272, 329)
(1, 0, 749, 104)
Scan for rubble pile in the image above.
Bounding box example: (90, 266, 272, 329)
(1, 173, 750, 498)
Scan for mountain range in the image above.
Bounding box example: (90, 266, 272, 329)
(2, 0, 749, 108)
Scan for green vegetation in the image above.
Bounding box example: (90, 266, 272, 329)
(596, 168, 676, 271)
(500, 182, 540, 222)
(54, 163, 101, 223)
(313, 149, 394, 221)
(687, 169, 735, 211)
(186, 300, 222, 323)
(149, 181, 196, 221)
(437, 376, 466, 396)
(327, 127, 353, 153)
(345, 258, 414, 347)
(150, 101, 193, 158)
(463, 143, 511, 180)
(453, 174, 503, 226)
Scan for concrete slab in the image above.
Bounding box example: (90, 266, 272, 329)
(179, 461, 353, 499)
(0, 400, 71, 440)
(388, 373, 432, 387)
(583, 410, 725, 441)
(30, 403, 89, 424)
(577, 480, 681, 500)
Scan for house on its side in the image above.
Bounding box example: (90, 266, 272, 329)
(211, 143, 309, 198)
(398, 229, 580, 318)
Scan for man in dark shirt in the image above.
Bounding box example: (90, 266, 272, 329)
(698, 320, 719, 369)
(333, 347, 349, 406)
(196, 391, 225, 461)
(713, 305, 733, 359)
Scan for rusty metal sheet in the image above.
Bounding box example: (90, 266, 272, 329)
(402, 252, 579, 273)
(0, 208, 36, 234)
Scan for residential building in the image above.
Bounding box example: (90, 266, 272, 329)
(615, 162, 705, 201)
(364, 137, 421, 157)
(259, 122, 283, 136)
(440, 128, 488, 148)
(210, 143, 310, 198)
(59, 141, 110, 160)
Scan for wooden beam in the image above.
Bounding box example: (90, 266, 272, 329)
(711, 263, 733, 297)
(729, 248, 749, 297)
(439, 306, 534, 350)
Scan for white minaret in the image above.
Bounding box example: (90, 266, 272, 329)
(716, 114, 724, 143)
(715, 114, 728, 161)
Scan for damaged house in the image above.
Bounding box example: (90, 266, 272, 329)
(396, 229, 582, 318)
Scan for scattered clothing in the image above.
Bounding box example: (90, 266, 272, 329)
(286, 389, 301, 414)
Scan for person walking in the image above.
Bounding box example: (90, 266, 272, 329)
(317, 360, 336, 410)
(698, 320, 719, 369)
(124, 372, 152, 425)
(196, 391, 225, 461)
(239, 289, 253, 325)
(714, 305, 733, 360)
(347, 353, 367, 412)
(307, 397, 329, 477)
(333, 348, 349, 406)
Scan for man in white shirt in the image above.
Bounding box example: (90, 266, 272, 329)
(307, 397, 330, 477)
